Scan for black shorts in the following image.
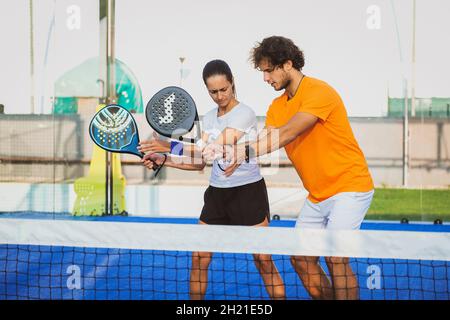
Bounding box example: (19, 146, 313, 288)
(200, 178, 270, 226)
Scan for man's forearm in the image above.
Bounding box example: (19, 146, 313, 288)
(182, 144, 203, 159)
(248, 126, 296, 158)
(218, 113, 317, 165)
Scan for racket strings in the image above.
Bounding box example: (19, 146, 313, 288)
(94, 108, 133, 133)
(146, 87, 198, 145)
(94, 125, 134, 149)
(151, 93, 193, 132)
(92, 106, 137, 150)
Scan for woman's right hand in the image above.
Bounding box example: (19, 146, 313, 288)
(141, 152, 165, 170)
(138, 132, 170, 153)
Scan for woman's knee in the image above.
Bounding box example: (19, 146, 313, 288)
(325, 256, 349, 265)
(253, 254, 274, 270)
(290, 255, 319, 272)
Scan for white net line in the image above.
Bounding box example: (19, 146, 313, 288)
(1, 218, 449, 261)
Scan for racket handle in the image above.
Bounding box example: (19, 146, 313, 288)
(150, 160, 158, 171)
(152, 154, 168, 177)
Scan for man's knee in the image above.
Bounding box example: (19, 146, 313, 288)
(192, 252, 212, 268)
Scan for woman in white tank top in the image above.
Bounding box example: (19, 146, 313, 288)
(139, 60, 285, 300)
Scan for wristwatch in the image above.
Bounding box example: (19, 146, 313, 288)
(245, 144, 254, 163)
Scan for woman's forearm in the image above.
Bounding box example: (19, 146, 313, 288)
(165, 155, 206, 171)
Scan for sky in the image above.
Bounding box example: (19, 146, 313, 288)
(0, 0, 449, 116)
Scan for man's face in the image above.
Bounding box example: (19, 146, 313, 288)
(257, 59, 290, 91)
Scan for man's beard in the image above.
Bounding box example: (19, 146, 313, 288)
(277, 79, 290, 91)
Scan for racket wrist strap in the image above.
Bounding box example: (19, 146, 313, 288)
(170, 141, 183, 156)
(153, 154, 167, 178)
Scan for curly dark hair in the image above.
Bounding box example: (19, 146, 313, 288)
(251, 36, 305, 71)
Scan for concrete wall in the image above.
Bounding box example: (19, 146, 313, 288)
(0, 183, 307, 218)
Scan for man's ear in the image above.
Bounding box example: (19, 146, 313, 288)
(283, 60, 293, 71)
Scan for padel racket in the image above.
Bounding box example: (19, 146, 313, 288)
(146, 86, 201, 142)
(145, 86, 227, 171)
(89, 104, 166, 177)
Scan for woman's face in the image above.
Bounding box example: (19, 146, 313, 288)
(205, 74, 234, 108)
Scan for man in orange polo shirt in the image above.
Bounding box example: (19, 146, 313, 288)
(203, 36, 374, 300)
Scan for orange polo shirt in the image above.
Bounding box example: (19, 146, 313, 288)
(265, 76, 374, 203)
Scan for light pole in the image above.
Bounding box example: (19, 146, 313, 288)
(411, 0, 417, 117)
(29, 0, 35, 114)
(179, 57, 186, 87)
(390, 0, 409, 187)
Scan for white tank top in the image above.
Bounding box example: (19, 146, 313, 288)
(202, 103, 262, 188)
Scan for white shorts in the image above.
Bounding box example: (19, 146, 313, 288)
(296, 190, 374, 230)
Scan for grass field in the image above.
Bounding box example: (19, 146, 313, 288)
(366, 188, 450, 222)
